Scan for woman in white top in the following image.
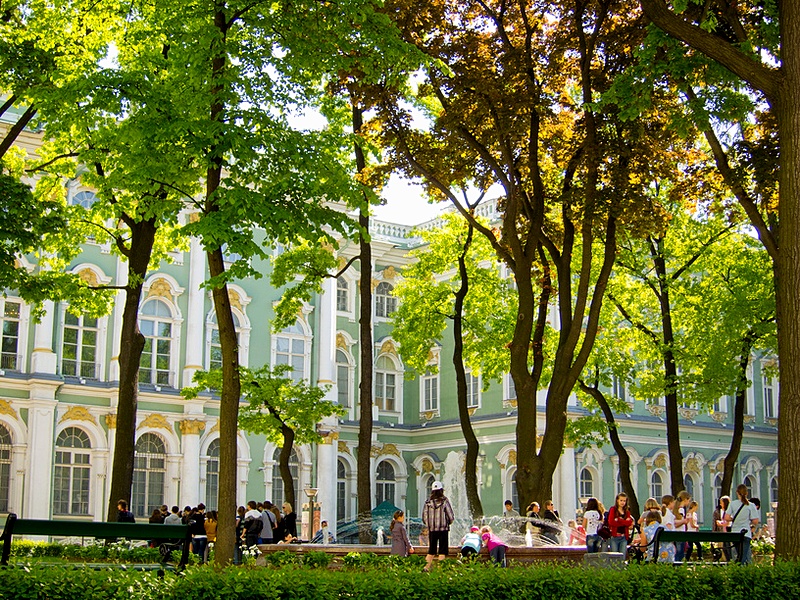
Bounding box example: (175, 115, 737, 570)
(725, 484, 760, 564)
(582, 497, 603, 553)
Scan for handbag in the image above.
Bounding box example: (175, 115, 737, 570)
(597, 511, 612, 540)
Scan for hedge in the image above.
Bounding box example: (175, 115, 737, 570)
(0, 560, 798, 600)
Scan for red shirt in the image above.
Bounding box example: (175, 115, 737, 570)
(608, 506, 633, 539)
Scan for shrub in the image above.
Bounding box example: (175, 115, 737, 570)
(303, 550, 332, 568)
(262, 549, 300, 567)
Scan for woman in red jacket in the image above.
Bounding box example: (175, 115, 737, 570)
(607, 493, 634, 554)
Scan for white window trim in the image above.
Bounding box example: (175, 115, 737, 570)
(205, 306, 251, 371)
(374, 281, 398, 322)
(270, 313, 313, 384)
(466, 371, 481, 410)
(374, 351, 403, 418)
(0, 295, 30, 374)
(336, 275, 356, 320)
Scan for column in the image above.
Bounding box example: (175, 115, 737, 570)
(109, 256, 127, 381)
(315, 276, 339, 530)
(179, 419, 205, 508)
(560, 445, 577, 520)
(30, 300, 58, 374)
(24, 384, 59, 518)
(183, 236, 206, 387)
(316, 429, 339, 535)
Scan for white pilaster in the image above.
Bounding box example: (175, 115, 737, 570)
(29, 300, 57, 374)
(316, 427, 339, 535)
(560, 445, 577, 520)
(24, 384, 59, 518)
(109, 256, 127, 381)
(179, 419, 205, 508)
(183, 236, 207, 387)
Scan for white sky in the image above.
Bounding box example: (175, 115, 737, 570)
(372, 173, 448, 225)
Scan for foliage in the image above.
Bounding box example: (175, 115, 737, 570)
(2, 561, 800, 599)
(262, 549, 301, 568)
(6, 539, 161, 564)
(302, 550, 332, 569)
(391, 212, 515, 383)
(183, 365, 343, 447)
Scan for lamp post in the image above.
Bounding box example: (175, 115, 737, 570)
(304, 487, 318, 540)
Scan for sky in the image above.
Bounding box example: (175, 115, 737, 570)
(371, 174, 448, 225)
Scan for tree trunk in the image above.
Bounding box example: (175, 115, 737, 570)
(651, 236, 685, 496)
(106, 217, 156, 521)
(452, 222, 483, 519)
(579, 381, 641, 520)
(775, 3, 800, 555)
(0, 104, 37, 160)
(353, 102, 374, 544)
(720, 335, 754, 498)
(208, 4, 240, 566)
(279, 424, 297, 510)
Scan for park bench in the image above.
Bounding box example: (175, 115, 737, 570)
(0, 512, 193, 570)
(651, 528, 748, 564)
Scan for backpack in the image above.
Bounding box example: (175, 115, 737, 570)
(597, 510, 612, 540)
(246, 517, 263, 535)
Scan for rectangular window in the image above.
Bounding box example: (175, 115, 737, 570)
(376, 372, 396, 411)
(422, 372, 438, 412)
(62, 313, 98, 379)
(336, 278, 349, 312)
(466, 372, 480, 409)
(764, 378, 776, 418)
(506, 373, 516, 400)
(275, 336, 306, 382)
(612, 376, 626, 403)
(1, 301, 20, 370)
(337, 364, 350, 407)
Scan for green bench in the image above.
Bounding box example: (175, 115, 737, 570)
(0, 513, 193, 570)
(652, 528, 748, 564)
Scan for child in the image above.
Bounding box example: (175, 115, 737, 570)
(460, 525, 482, 558)
(422, 481, 455, 572)
(480, 525, 508, 567)
(638, 509, 674, 563)
(685, 500, 702, 560)
(390, 510, 414, 557)
(672, 490, 692, 561)
(607, 493, 633, 554)
(567, 519, 586, 546)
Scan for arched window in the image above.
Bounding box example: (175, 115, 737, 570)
(139, 299, 174, 386)
(0, 424, 12, 512)
(53, 427, 91, 516)
(770, 476, 778, 505)
(205, 439, 220, 511)
(375, 282, 397, 318)
(273, 320, 309, 382)
(616, 471, 624, 495)
(336, 349, 352, 408)
(71, 190, 97, 208)
(272, 447, 299, 505)
(337, 459, 348, 522)
(650, 471, 664, 500)
(61, 312, 99, 379)
(0, 298, 22, 370)
(132, 433, 167, 518)
(207, 312, 240, 371)
(744, 474, 756, 498)
(579, 467, 594, 499)
(375, 355, 399, 412)
(684, 473, 695, 499)
(375, 461, 395, 506)
(420, 473, 434, 509)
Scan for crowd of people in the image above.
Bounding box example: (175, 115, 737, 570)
(114, 498, 299, 564)
(114, 479, 765, 567)
(580, 484, 763, 564)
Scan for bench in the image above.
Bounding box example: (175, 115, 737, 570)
(0, 513, 193, 570)
(652, 528, 748, 564)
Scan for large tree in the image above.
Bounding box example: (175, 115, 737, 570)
(392, 211, 514, 519)
(639, 0, 800, 560)
(378, 0, 668, 508)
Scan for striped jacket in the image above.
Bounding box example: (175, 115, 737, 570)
(422, 497, 455, 532)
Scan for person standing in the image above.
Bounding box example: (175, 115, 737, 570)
(725, 484, 760, 564)
(542, 500, 562, 544)
(390, 510, 414, 557)
(422, 481, 454, 572)
(243, 500, 263, 548)
(260, 502, 275, 544)
(282, 503, 298, 539)
(164, 505, 182, 525)
(607, 493, 633, 554)
(582, 497, 603, 553)
(116, 499, 135, 523)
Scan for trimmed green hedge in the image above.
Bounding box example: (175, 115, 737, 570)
(0, 560, 798, 600)
(3, 540, 163, 563)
